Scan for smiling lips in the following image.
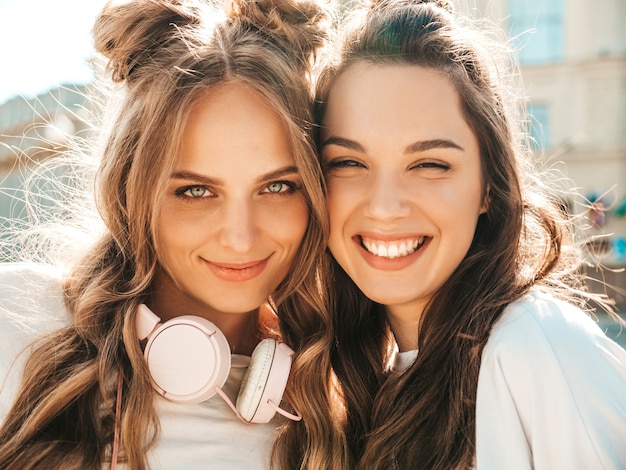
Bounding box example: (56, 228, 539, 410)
(360, 236, 426, 259)
(206, 257, 270, 282)
(207, 237, 423, 280)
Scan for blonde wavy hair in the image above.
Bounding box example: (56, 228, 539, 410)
(0, 0, 344, 468)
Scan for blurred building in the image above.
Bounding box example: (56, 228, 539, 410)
(0, 84, 92, 164)
(472, 0, 626, 310)
(0, 0, 625, 310)
(0, 84, 93, 248)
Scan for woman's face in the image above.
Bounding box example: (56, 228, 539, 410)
(156, 82, 308, 319)
(320, 63, 487, 321)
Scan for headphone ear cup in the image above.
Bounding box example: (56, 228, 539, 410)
(142, 314, 231, 404)
(236, 339, 293, 423)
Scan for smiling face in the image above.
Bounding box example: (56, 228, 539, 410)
(154, 81, 308, 321)
(321, 63, 487, 328)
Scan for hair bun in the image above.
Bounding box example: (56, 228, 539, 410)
(370, 0, 454, 13)
(421, 0, 453, 11)
(228, 0, 330, 72)
(93, 0, 204, 83)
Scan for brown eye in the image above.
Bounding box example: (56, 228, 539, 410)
(325, 159, 364, 169)
(410, 161, 450, 171)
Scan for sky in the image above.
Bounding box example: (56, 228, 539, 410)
(0, 0, 109, 105)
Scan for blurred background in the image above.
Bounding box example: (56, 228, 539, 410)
(472, 0, 626, 347)
(0, 0, 625, 345)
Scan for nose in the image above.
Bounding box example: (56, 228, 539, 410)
(364, 171, 411, 221)
(218, 199, 256, 253)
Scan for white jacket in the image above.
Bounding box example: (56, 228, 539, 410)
(395, 290, 626, 469)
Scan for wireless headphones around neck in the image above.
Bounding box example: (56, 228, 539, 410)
(135, 304, 301, 424)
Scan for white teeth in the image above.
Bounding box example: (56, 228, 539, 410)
(378, 244, 388, 257)
(388, 244, 399, 258)
(361, 237, 425, 259)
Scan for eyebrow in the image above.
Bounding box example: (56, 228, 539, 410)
(404, 139, 464, 153)
(321, 136, 464, 154)
(170, 165, 300, 185)
(321, 136, 365, 153)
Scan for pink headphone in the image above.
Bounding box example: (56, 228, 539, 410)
(135, 304, 301, 424)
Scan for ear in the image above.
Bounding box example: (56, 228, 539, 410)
(480, 185, 491, 214)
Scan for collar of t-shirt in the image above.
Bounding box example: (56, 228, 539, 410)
(393, 349, 419, 373)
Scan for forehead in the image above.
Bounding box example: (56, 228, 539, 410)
(322, 63, 476, 153)
(176, 82, 295, 179)
(327, 63, 456, 117)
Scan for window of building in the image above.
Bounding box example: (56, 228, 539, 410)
(529, 102, 550, 150)
(507, 0, 564, 65)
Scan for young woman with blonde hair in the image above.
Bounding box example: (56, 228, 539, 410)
(0, 0, 344, 468)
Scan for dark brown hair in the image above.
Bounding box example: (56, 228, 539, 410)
(315, 0, 605, 468)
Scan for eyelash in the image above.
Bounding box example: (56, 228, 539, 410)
(325, 159, 450, 172)
(410, 161, 450, 171)
(325, 159, 364, 170)
(174, 180, 301, 202)
(261, 180, 301, 195)
(174, 185, 214, 201)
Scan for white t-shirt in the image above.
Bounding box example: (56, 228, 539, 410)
(394, 290, 626, 469)
(0, 262, 281, 469)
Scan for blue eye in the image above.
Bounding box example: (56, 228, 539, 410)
(267, 182, 285, 193)
(188, 186, 208, 197)
(262, 181, 298, 194)
(175, 185, 214, 200)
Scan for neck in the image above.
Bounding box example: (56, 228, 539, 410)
(148, 271, 262, 356)
(217, 311, 261, 356)
(385, 304, 424, 352)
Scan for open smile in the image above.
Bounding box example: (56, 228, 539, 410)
(360, 235, 427, 259)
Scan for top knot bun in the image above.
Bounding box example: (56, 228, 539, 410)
(227, 0, 330, 72)
(93, 0, 204, 83)
(370, 0, 454, 13)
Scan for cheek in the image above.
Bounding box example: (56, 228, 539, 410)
(326, 188, 358, 266)
(434, 178, 485, 218)
(326, 179, 358, 231)
(288, 209, 309, 248)
(156, 223, 185, 260)
(265, 199, 309, 249)
(157, 203, 206, 255)
(437, 186, 484, 254)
